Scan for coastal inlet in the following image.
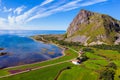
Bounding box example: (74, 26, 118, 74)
(0, 35, 62, 69)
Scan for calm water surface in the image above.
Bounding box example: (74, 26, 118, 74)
(0, 30, 65, 68)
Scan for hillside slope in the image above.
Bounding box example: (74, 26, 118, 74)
(65, 9, 120, 45)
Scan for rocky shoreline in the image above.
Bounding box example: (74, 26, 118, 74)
(0, 52, 8, 56)
(0, 48, 8, 56)
(0, 48, 4, 50)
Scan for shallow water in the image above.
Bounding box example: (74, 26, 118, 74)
(0, 34, 63, 68)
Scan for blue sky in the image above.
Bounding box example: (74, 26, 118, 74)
(0, 0, 120, 30)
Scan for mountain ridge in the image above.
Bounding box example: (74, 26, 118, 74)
(65, 9, 120, 45)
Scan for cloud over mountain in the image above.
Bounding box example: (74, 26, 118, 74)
(0, 0, 107, 29)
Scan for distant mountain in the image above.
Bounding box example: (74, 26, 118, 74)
(65, 9, 120, 45)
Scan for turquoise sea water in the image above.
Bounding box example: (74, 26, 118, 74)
(0, 30, 65, 68)
(0, 30, 65, 36)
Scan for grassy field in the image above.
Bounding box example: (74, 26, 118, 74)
(56, 47, 120, 80)
(0, 62, 74, 80)
(1, 45, 120, 80)
(58, 66, 98, 80)
(0, 48, 78, 78)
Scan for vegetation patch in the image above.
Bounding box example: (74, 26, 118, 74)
(1, 35, 120, 80)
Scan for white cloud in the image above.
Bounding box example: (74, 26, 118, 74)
(0, 17, 6, 25)
(80, 0, 107, 6)
(14, 6, 25, 15)
(14, 6, 40, 24)
(26, 0, 107, 22)
(51, 0, 82, 12)
(10, 0, 108, 24)
(3, 6, 13, 12)
(40, 0, 54, 6)
(0, 18, 9, 30)
(0, 0, 108, 30)
(26, 0, 83, 22)
(8, 15, 15, 25)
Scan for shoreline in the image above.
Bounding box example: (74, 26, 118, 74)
(4, 39, 65, 69)
(30, 36, 65, 56)
(0, 48, 5, 50)
(5, 49, 65, 69)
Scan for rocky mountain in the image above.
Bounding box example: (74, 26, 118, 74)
(65, 9, 120, 46)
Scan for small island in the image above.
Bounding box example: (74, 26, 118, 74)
(0, 48, 4, 50)
(0, 7, 120, 80)
(0, 52, 8, 56)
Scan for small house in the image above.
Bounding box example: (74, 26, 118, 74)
(72, 60, 80, 65)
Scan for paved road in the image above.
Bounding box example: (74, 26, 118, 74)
(0, 47, 79, 79)
(0, 60, 70, 78)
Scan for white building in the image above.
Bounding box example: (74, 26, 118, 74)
(72, 60, 80, 65)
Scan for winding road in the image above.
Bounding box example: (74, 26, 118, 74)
(0, 47, 80, 79)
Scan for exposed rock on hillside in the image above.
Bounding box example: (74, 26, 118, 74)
(66, 9, 120, 45)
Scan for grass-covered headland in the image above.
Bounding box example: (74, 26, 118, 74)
(0, 35, 120, 80)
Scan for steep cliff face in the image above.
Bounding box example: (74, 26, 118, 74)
(66, 9, 120, 45)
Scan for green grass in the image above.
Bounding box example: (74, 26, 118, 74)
(0, 48, 78, 77)
(1, 46, 120, 80)
(0, 62, 74, 80)
(58, 66, 99, 80)
(95, 50, 120, 60)
(85, 52, 104, 59)
(82, 59, 108, 70)
(89, 60, 108, 66)
(58, 48, 111, 80)
(57, 47, 120, 80)
(0, 70, 9, 76)
(82, 61, 102, 70)
(114, 68, 120, 80)
(113, 60, 120, 80)
(113, 60, 120, 67)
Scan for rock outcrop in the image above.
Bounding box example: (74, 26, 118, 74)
(65, 9, 120, 45)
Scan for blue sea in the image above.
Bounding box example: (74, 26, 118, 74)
(0, 30, 66, 37)
(0, 30, 65, 68)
